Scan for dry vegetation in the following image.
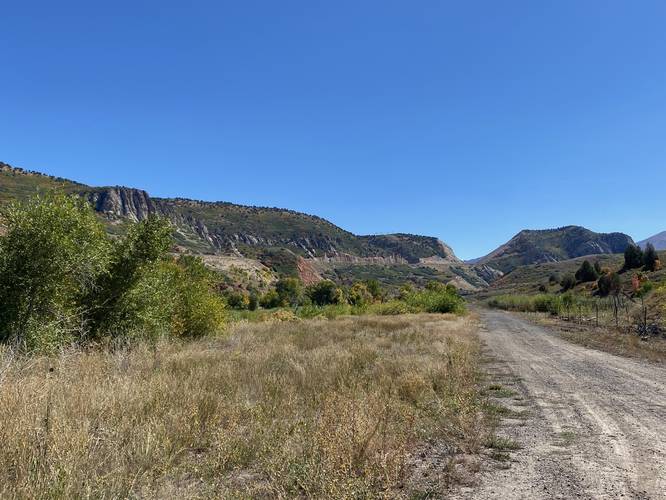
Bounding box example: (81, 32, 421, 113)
(519, 312, 666, 363)
(0, 313, 487, 499)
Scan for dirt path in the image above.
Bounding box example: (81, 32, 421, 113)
(458, 309, 666, 499)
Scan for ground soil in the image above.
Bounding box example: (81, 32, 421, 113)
(455, 309, 666, 499)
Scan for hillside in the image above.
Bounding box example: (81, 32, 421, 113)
(474, 249, 666, 300)
(639, 231, 666, 251)
(474, 226, 634, 275)
(0, 161, 488, 288)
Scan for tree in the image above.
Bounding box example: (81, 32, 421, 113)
(644, 243, 659, 272)
(306, 280, 343, 306)
(171, 255, 226, 338)
(597, 272, 621, 297)
(275, 277, 303, 307)
(363, 279, 383, 301)
(348, 282, 373, 306)
(624, 243, 644, 270)
(85, 215, 173, 336)
(259, 290, 281, 309)
(575, 260, 599, 283)
(548, 273, 560, 285)
(593, 261, 602, 275)
(0, 194, 110, 348)
(560, 273, 576, 291)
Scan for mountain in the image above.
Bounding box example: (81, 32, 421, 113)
(638, 231, 666, 251)
(0, 161, 483, 289)
(474, 226, 634, 275)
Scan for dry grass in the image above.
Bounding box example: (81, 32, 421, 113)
(527, 313, 666, 363)
(0, 313, 486, 499)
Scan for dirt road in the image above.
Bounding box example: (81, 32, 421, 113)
(459, 309, 666, 499)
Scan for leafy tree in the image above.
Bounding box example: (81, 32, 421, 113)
(624, 243, 644, 270)
(425, 281, 447, 292)
(226, 291, 250, 310)
(0, 194, 110, 348)
(85, 216, 173, 337)
(171, 255, 226, 338)
(575, 260, 599, 283)
(275, 277, 303, 307)
(593, 261, 602, 275)
(597, 272, 621, 297)
(260, 290, 281, 309)
(548, 273, 560, 284)
(644, 243, 659, 272)
(560, 274, 574, 290)
(363, 279, 383, 301)
(348, 282, 373, 306)
(404, 286, 465, 314)
(248, 291, 259, 311)
(306, 280, 344, 306)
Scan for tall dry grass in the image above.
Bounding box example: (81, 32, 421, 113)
(0, 314, 485, 498)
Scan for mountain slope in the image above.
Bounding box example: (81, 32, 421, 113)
(638, 231, 666, 251)
(0, 161, 478, 287)
(475, 226, 634, 275)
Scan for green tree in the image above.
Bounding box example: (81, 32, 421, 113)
(363, 279, 383, 301)
(85, 216, 173, 337)
(171, 255, 226, 338)
(593, 261, 602, 275)
(348, 282, 373, 306)
(624, 243, 644, 270)
(275, 277, 303, 307)
(306, 280, 343, 306)
(560, 273, 576, 291)
(260, 290, 281, 309)
(0, 194, 110, 348)
(643, 243, 659, 272)
(575, 260, 599, 282)
(597, 272, 621, 297)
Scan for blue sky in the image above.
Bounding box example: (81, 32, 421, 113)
(1, 1, 665, 259)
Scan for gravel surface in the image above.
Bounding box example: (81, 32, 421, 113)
(456, 309, 666, 499)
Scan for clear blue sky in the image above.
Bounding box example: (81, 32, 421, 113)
(2, 1, 665, 259)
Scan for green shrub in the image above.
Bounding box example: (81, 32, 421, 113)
(306, 280, 345, 306)
(0, 194, 110, 349)
(85, 216, 173, 337)
(575, 260, 599, 283)
(560, 276, 573, 291)
(487, 294, 561, 315)
(404, 287, 465, 314)
(368, 300, 413, 315)
(275, 277, 303, 307)
(348, 282, 373, 306)
(597, 272, 621, 297)
(171, 256, 226, 338)
(260, 290, 281, 309)
(0, 196, 226, 348)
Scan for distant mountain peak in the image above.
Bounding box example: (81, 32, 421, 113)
(638, 231, 666, 251)
(474, 225, 634, 275)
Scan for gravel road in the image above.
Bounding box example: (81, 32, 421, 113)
(457, 309, 666, 499)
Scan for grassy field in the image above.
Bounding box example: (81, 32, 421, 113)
(0, 313, 488, 498)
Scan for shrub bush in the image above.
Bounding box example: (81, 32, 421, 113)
(575, 260, 599, 283)
(0, 194, 110, 349)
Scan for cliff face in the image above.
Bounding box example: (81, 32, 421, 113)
(77, 187, 460, 265)
(86, 187, 161, 221)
